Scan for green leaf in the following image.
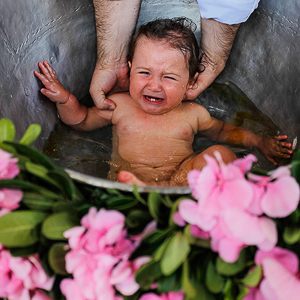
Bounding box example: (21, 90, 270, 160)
(19, 124, 41, 145)
(0, 179, 65, 201)
(126, 209, 151, 229)
(9, 244, 38, 257)
(161, 195, 173, 208)
(143, 227, 174, 244)
(242, 265, 262, 287)
(183, 225, 211, 248)
(216, 249, 246, 276)
(237, 284, 250, 300)
(107, 189, 122, 196)
(283, 226, 300, 245)
(132, 185, 147, 205)
(48, 242, 69, 275)
(160, 231, 191, 276)
(205, 261, 225, 294)
(0, 179, 40, 190)
(248, 168, 269, 176)
(0, 118, 15, 142)
(181, 260, 197, 298)
(4, 141, 56, 169)
(158, 271, 181, 293)
(148, 191, 164, 221)
(291, 158, 300, 184)
(42, 212, 79, 240)
(48, 169, 84, 201)
(135, 260, 162, 289)
(22, 192, 55, 211)
(184, 279, 216, 300)
(153, 236, 172, 261)
(287, 209, 300, 224)
(0, 142, 17, 154)
(52, 201, 76, 213)
(107, 196, 139, 211)
(223, 279, 234, 300)
(293, 149, 300, 161)
(0, 211, 48, 247)
(25, 161, 64, 191)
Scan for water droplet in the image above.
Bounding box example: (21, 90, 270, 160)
(24, 88, 30, 96)
(50, 56, 56, 64)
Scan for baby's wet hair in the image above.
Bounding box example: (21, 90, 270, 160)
(128, 17, 202, 81)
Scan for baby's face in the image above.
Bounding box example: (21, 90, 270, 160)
(129, 36, 192, 115)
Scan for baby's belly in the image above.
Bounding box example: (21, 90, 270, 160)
(109, 130, 194, 183)
(108, 151, 193, 183)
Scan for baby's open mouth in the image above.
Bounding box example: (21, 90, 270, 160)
(144, 95, 164, 103)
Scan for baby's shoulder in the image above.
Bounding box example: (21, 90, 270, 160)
(181, 101, 209, 116)
(108, 92, 136, 123)
(108, 92, 131, 106)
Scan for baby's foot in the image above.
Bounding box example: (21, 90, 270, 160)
(118, 171, 146, 186)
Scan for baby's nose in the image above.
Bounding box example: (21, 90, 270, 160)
(147, 77, 162, 91)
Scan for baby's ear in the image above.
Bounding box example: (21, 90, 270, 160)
(183, 72, 199, 100)
(128, 61, 132, 69)
(188, 72, 199, 89)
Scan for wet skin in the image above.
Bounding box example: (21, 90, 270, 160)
(35, 37, 293, 186)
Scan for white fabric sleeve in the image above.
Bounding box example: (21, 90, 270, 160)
(194, 0, 260, 25)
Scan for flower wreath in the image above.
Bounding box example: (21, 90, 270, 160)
(0, 118, 300, 300)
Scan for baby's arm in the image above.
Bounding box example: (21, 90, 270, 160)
(196, 107, 293, 165)
(34, 61, 111, 131)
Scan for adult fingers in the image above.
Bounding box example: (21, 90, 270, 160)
(184, 67, 219, 100)
(89, 69, 117, 110)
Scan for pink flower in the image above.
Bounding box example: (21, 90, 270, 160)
(179, 153, 271, 262)
(178, 153, 291, 263)
(110, 256, 151, 295)
(180, 153, 254, 232)
(0, 149, 22, 216)
(61, 207, 150, 300)
(139, 291, 184, 300)
(0, 244, 54, 300)
(0, 149, 20, 179)
(244, 247, 300, 300)
(248, 167, 300, 218)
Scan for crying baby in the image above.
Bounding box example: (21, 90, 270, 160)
(34, 18, 292, 187)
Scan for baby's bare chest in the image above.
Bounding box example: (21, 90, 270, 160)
(116, 113, 194, 142)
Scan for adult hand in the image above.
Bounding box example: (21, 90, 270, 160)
(185, 18, 240, 100)
(91, 0, 141, 110)
(90, 61, 129, 110)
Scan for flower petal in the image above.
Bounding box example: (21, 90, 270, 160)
(261, 177, 300, 218)
(261, 257, 300, 300)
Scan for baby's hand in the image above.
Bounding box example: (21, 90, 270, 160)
(34, 61, 70, 104)
(259, 135, 293, 165)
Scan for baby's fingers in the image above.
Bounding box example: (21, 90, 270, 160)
(274, 135, 288, 141)
(43, 60, 57, 79)
(277, 141, 292, 149)
(38, 61, 57, 80)
(273, 147, 292, 158)
(34, 70, 49, 85)
(40, 88, 59, 102)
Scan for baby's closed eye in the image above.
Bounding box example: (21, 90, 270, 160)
(164, 76, 177, 81)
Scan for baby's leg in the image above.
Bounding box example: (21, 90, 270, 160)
(191, 145, 237, 170)
(118, 171, 146, 186)
(171, 145, 236, 185)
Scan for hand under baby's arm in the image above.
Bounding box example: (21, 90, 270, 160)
(35, 61, 111, 130)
